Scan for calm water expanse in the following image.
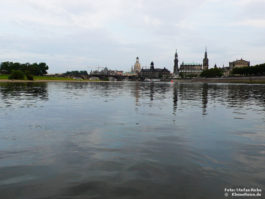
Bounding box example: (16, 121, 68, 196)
(0, 82, 265, 199)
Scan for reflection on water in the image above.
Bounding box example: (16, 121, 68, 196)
(0, 83, 48, 108)
(0, 82, 265, 199)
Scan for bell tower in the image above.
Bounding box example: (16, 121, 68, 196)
(134, 57, 141, 73)
(174, 50, 179, 75)
(203, 48, 209, 70)
(150, 61, 154, 70)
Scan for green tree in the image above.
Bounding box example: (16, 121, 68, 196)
(0, 62, 49, 75)
(200, 68, 223, 78)
(232, 64, 265, 76)
(39, 63, 49, 75)
(25, 71, 34, 80)
(8, 70, 25, 80)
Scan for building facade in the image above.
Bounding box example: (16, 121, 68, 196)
(179, 63, 203, 77)
(140, 62, 170, 79)
(177, 49, 209, 77)
(134, 57, 141, 73)
(229, 59, 250, 70)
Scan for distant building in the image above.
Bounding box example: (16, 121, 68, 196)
(90, 67, 123, 76)
(107, 69, 124, 76)
(134, 57, 141, 73)
(102, 67, 109, 75)
(174, 50, 179, 75)
(179, 63, 203, 77)
(203, 49, 209, 70)
(223, 67, 230, 77)
(140, 62, 170, 79)
(177, 49, 209, 77)
(229, 59, 250, 70)
(220, 58, 251, 77)
(114, 71, 123, 76)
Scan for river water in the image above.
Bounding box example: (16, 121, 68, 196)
(0, 82, 265, 199)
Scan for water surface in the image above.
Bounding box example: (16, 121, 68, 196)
(0, 82, 265, 199)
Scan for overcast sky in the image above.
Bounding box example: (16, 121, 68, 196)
(0, 0, 265, 73)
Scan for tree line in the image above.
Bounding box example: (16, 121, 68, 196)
(0, 62, 49, 76)
(200, 68, 223, 78)
(232, 63, 265, 76)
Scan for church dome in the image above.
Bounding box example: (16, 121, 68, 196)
(134, 57, 141, 73)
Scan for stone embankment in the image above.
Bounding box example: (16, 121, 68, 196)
(176, 76, 265, 84)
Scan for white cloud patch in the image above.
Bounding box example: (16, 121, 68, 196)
(235, 19, 265, 28)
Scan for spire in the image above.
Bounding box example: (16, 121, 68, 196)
(150, 61, 154, 70)
(175, 49, 178, 58)
(203, 47, 209, 70)
(174, 49, 179, 75)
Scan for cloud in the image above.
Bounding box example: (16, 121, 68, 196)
(0, 0, 264, 72)
(235, 19, 265, 28)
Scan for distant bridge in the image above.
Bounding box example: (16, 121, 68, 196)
(88, 74, 141, 81)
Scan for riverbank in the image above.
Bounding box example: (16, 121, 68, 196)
(175, 76, 265, 84)
(0, 75, 106, 83)
(0, 79, 107, 83)
(1, 75, 265, 84)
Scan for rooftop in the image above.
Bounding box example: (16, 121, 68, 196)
(181, 63, 202, 66)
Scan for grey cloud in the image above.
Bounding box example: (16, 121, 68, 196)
(0, 0, 264, 72)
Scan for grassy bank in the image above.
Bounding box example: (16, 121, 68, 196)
(0, 74, 81, 81)
(1, 74, 265, 84)
(0, 74, 106, 82)
(34, 76, 76, 81)
(0, 75, 9, 79)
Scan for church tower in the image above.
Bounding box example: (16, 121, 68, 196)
(174, 50, 179, 75)
(150, 61, 154, 70)
(203, 48, 209, 70)
(134, 57, 141, 73)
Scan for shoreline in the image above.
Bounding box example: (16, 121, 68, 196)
(181, 76, 265, 84)
(1, 76, 265, 84)
(0, 79, 109, 83)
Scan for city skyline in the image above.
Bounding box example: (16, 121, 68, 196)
(0, 0, 264, 73)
